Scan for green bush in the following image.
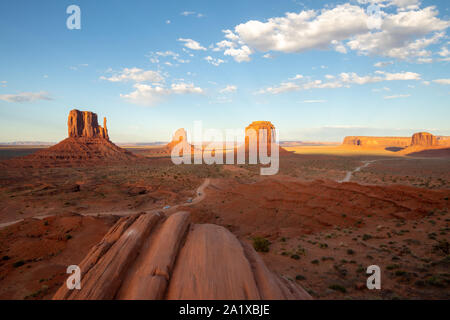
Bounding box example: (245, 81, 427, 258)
(252, 237, 270, 252)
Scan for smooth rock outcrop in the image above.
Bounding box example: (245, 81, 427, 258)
(53, 211, 311, 300)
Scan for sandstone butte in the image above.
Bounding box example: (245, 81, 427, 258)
(3, 109, 137, 167)
(53, 211, 312, 300)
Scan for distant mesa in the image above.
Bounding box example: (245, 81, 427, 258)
(411, 132, 437, 147)
(342, 136, 411, 148)
(342, 131, 450, 157)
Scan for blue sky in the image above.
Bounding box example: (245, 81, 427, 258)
(0, 0, 449, 142)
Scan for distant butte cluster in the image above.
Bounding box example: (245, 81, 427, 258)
(343, 132, 450, 149)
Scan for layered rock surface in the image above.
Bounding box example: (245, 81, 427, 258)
(245, 121, 276, 155)
(343, 132, 450, 154)
(68, 110, 109, 139)
(342, 136, 411, 147)
(411, 132, 437, 147)
(53, 211, 311, 300)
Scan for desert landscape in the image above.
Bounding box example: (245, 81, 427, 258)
(0, 110, 448, 300)
(1, 1, 449, 306)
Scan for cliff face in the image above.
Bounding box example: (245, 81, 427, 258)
(411, 132, 437, 147)
(68, 109, 109, 140)
(245, 121, 276, 154)
(342, 136, 411, 147)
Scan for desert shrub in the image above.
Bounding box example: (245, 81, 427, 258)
(347, 249, 355, 255)
(295, 275, 306, 280)
(13, 260, 25, 268)
(362, 234, 372, 241)
(328, 284, 347, 293)
(252, 237, 270, 252)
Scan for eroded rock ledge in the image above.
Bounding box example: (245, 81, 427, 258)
(53, 211, 311, 300)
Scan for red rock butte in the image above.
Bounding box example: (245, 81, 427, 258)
(68, 109, 109, 140)
(4, 109, 136, 167)
(245, 121, 276, 155)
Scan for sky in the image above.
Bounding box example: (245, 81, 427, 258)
(0, 0, 449, 143)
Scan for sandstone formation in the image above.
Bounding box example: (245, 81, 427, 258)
(411, 132, 437, 147)
(245, 121, 276, 155)
(342, 136, 411, 148)
(343, 132, 450, 154)
(68, 110, 109, 139)
(53, 211, 311, 300)
(5, 109, 136, 167)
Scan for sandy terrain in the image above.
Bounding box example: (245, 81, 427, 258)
(0, 146, 448, 299)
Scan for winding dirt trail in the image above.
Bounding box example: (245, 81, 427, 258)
(339, 160, 377, 183)
(0, 178, 211, 229)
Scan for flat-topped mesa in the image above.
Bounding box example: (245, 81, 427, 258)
(68, 109, 109, 140)
(411, 132, 437, 147)
(245, 121, 276, 154)
(342, 136, 411, 147)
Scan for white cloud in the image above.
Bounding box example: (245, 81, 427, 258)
(289, 74, 304, 80)
(166, 20, 171, 24)
(216, 4, 448, 63)
(223, 45, 252, 62)
(100, 68, 164, 83)
(384, 94, 411, 99)
(120, 82, 203, 106)
(178, 38, 207, 51)
(383, 71, 421, 80)
(439, 46, 449, 57)
(302, 100, 327, 103)
(219, 85, 237, 93)
(258, 71, 421, 94)
(374, 61, 394, 67)
(0, 91, 52, 103)
(262, 53, 274, 59)
(433, 79, 450, 85)
(204, 56, 225, 66)
(180, 11, 204, 18)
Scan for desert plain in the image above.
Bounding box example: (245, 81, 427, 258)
(0, 121, 449, 300)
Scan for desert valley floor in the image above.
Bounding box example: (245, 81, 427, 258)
(0, 145, 448, 300)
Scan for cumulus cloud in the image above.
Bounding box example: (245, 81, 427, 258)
(215, 3, 448, 62)
(100, 68, 164, 83)
(0, 91, 52, 103)
(219, 85, 237, 93)
(120, 82, 203, 106)
(204, 56, 225, 66)
(178, 38, 207, 51)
